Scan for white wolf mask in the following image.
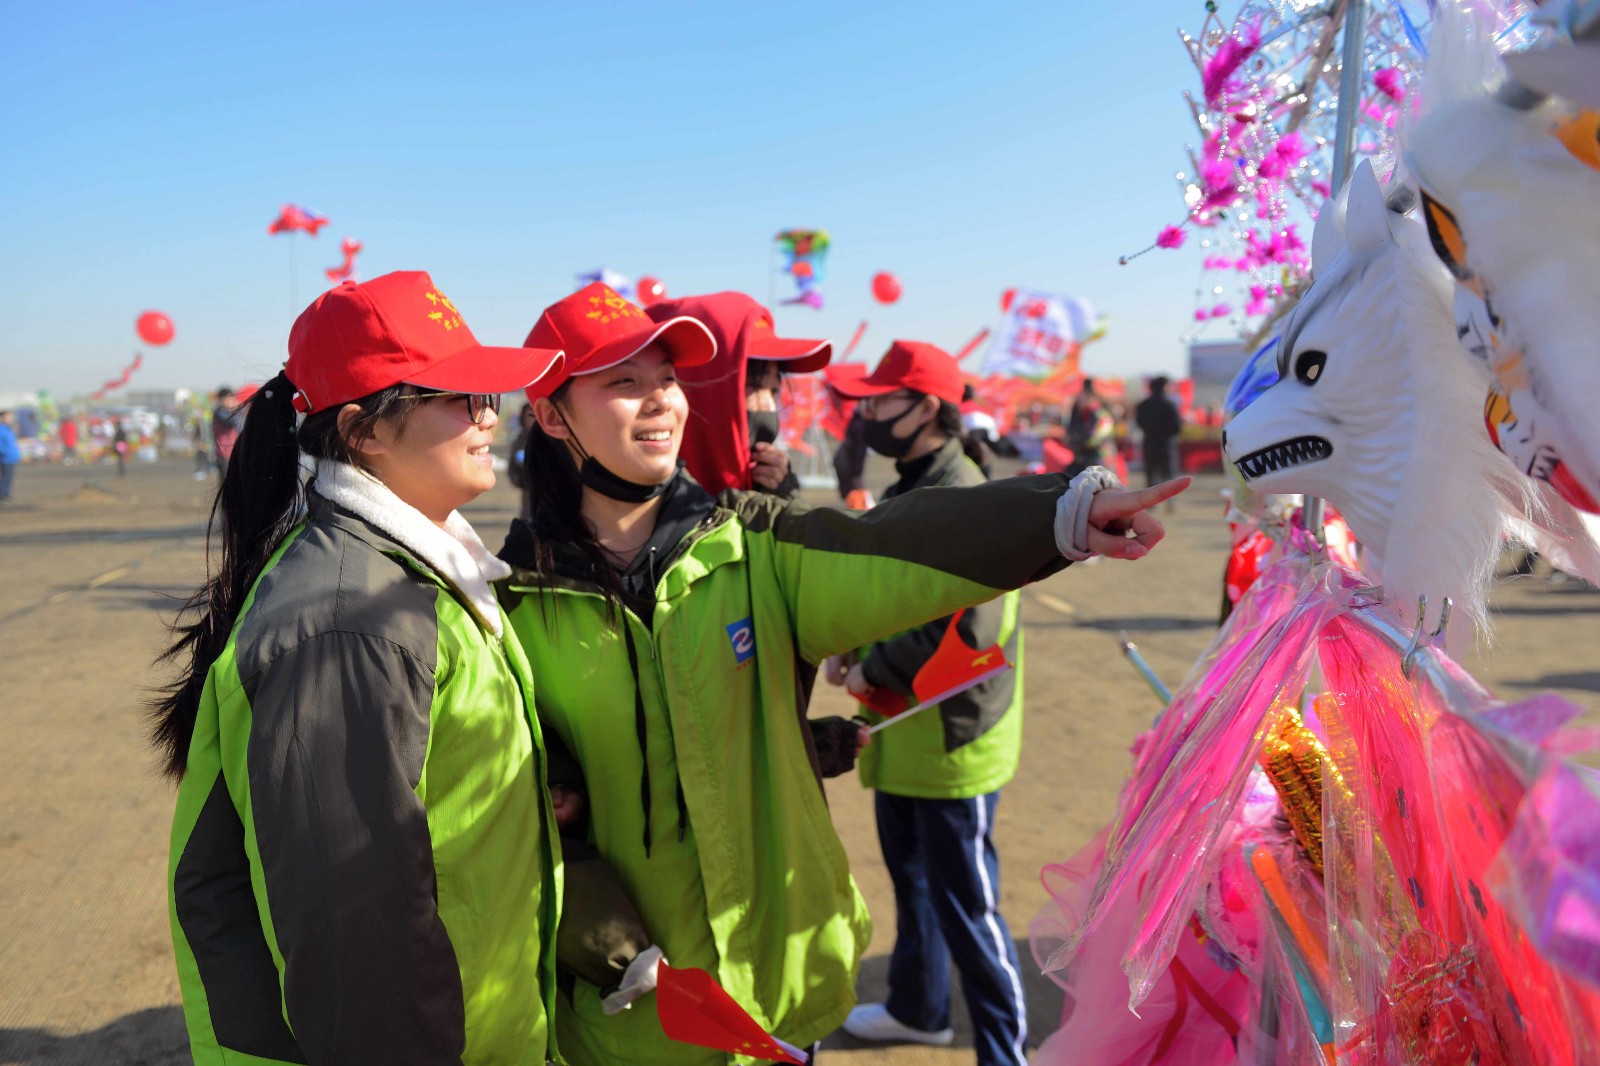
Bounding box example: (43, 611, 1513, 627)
(1222, 160, 1599, 650)
(1404, 0, 1600, 515)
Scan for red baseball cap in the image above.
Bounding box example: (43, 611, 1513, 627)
(524, 282, 717, 389)
(646, 292, 832, 373)
(828, 340, 964, 406)
(285, 271, 566, 414)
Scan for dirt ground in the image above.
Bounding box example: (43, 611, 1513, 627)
(1, 455, 1595, 1066)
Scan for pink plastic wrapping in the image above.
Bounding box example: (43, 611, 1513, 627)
(1028, 552, 1600, 1064)
(1318, 615, 1600, 1064)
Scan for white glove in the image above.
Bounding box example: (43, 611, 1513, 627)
(1054, 466, 1124, 561)
(600, 945, 664, 1015)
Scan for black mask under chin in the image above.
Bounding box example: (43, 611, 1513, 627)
(862, 402, 924, 459)
(554, 405, 675, 503)
(578, 456, 674, 503)
(747, 410, 781, 447)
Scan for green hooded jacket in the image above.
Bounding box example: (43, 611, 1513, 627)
(499, 471, 1069, 1064)
(167, 494, 563, 1066)
(855, 439, 1025, 799)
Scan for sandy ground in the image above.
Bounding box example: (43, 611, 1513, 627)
(1, 455, 1595, 1066)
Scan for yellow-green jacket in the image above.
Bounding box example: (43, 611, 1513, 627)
(499, 470, 1069, 1064)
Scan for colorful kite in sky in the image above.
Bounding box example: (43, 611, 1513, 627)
(774, 229, 829, 310)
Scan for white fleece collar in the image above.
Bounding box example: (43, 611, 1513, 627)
(314, 459, 510, 638)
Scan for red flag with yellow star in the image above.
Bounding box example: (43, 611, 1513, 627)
(860, 608, 1013, 732)
(656, 962, 805, 1064)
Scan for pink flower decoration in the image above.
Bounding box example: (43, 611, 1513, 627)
(1256, 132, 1308, 180)
(1311, 180, 1332, 198)
(1211, 303, 1232, 318)
(1246, 285, 1272, 316)
(1194, 308, 1209, 322)
(1201, 158, 1234, 192)
(1374, 67, 1406, 103)
(1202, 21, 1263, 105)
(1156, 225, 1187, 250)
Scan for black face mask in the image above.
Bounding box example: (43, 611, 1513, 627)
(747, 410, 780, 447)
(862, 401, 924, 459)
(555, 405, 674, 503)
(578, 456, 673, 502)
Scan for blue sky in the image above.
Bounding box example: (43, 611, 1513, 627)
(3, 0, 1218, 397)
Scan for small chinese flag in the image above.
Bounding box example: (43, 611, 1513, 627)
(656, 962, 806, 1064)
(858, 608, 1012, 722)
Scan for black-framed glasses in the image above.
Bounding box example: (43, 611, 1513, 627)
(405, 390, 501, 425)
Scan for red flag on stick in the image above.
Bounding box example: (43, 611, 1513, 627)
(656, 963, 806, 1064)
(952, 327, 990, 362)
(859, 608, 1012, 732)
(841, 319, 869, 358)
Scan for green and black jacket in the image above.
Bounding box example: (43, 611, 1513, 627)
(167, 494, 561, 1066)
(855, 437, 1026, 799)
(499, 470, 1068, 1064)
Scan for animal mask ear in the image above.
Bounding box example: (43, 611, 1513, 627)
(1343, 160, 1394, 258)
(1310, 186, 1348, 277)
(1420, 189, 1473, 281)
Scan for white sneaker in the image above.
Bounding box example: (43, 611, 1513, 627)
(842, 1003, 954, 1046)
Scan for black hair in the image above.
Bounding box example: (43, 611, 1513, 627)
(149, 373, 413, 779)
(518, 383, 633, 617)
(936, 399, 989, 472)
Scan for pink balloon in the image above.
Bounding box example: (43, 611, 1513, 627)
(136, 311, 174, 346)
(871, 272, 902, 305)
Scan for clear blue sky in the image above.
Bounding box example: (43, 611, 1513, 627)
(2, 0, 1218, 398)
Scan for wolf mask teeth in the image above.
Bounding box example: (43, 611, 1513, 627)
(1233, 436, 1334, 480)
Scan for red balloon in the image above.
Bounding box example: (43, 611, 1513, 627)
(136, 311, 174, 346)
(1000, 288, 1017, 312)
(636, 276, 666, 307)
(871, 272, 902, 305)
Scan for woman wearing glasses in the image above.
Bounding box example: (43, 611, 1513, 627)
(498, 285, 1189, 1064)
(153, 272, 569, 1066)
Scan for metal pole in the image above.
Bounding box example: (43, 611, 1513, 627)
(1303, 0, 1367, 544)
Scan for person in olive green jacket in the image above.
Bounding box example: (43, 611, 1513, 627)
(153, 272, 569, 1066)
(829, 341, 1030, 1065)
(498, 284, 1189, 1065)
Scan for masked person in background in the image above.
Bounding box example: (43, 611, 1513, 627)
(498, 284, 1189, 1065)
(827, 342, 1030, 1066)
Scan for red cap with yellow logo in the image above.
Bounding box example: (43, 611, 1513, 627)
(286, 271, 566, 414)
(524, 282, 717, 387)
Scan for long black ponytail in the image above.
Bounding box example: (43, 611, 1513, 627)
(150, 373, 411, 779)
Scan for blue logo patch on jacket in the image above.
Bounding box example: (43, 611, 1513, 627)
(725, 617, 756, 665)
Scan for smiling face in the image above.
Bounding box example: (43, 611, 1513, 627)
(354, 392, 500, 524)
(539, 344, 686, 485)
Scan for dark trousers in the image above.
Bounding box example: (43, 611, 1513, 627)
(875, 790, 1028, 1066)
(0, 462, 15, 500)
(1145, 438, 1177, 487)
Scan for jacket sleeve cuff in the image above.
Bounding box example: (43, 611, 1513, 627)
(1054, 466, 1123, 561)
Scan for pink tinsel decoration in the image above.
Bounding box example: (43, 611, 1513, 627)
(1202, 21, 1263, 105)
(1373, 67, 1406, 102)
(1255, 132, 1307, 180)
(1193, 308, 1209, 322)
(1211, 303, 1232, 318)
(1245, 285, 1272, 317)
(1156, 225, 1186, 250)
(1311, 180, 1332, 198)
(1200, 157, 1234, 191)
